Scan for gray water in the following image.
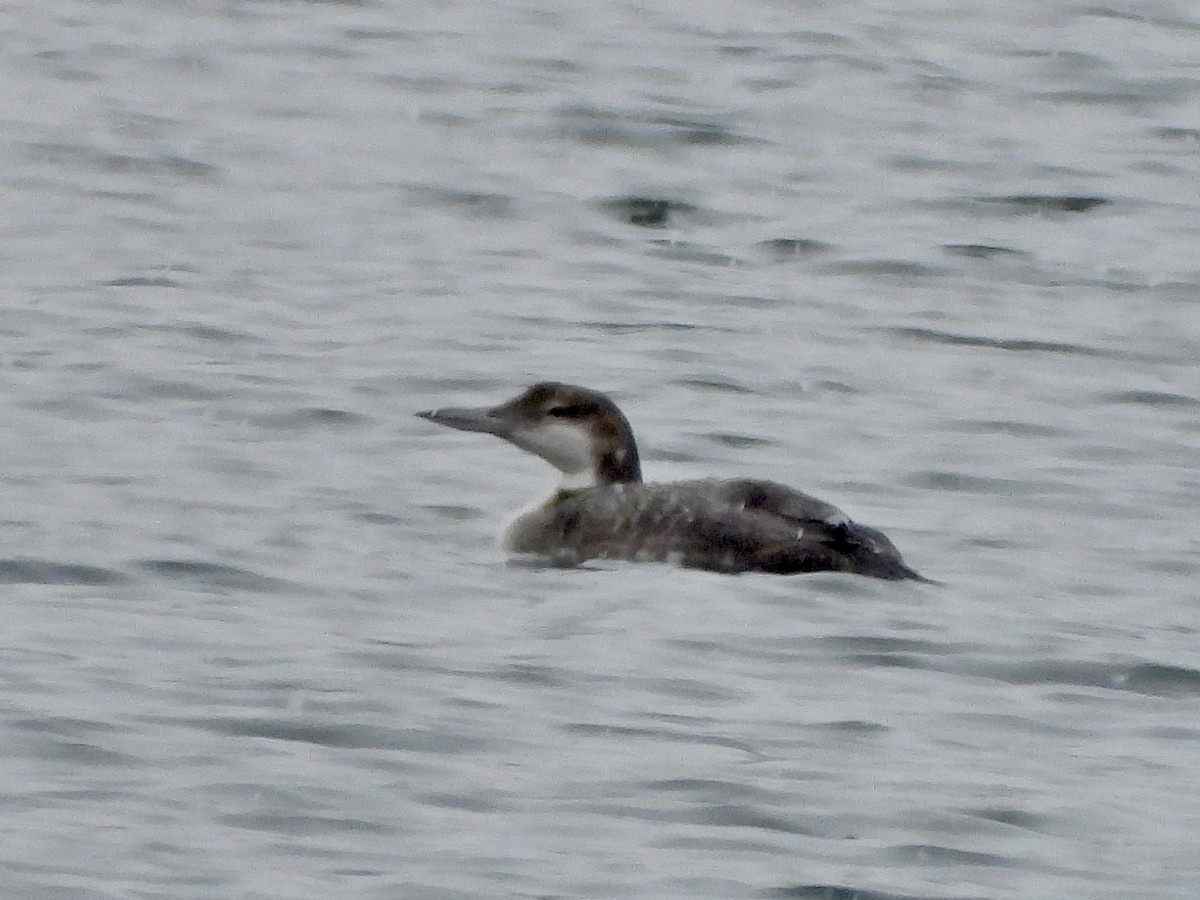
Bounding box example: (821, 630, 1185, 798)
(3, 1, 1200, 897)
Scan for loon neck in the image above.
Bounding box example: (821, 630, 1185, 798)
(593, 440, 642, 486)
(556, 447, 642, 493)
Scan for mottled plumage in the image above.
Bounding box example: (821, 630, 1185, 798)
(417, 382, 926, 581)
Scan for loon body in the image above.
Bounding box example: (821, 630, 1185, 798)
(417, 382, 926, 581)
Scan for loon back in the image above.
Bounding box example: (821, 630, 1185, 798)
(416, 382, 927, 582)
(506, 479, 924, 581)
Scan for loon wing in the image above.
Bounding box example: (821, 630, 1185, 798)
(714, 478, 920, 578)
(714, 479, 850, 527)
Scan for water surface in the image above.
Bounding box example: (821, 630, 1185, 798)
(3, 1, 1199, 897)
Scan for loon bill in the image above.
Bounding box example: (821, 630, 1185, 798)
(416, 382, 927, 581)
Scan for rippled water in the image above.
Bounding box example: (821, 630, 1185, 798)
(4, 1, 1200, 897)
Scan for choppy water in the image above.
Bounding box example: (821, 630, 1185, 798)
(4, 1, 1200, 897)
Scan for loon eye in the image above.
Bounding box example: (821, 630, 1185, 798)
(547, 403, 593, 418)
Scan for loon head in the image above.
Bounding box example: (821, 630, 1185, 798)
(416, 382, 643, 490)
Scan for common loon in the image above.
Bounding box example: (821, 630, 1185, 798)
(416, 382, 926, 581)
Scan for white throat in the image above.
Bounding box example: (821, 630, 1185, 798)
(558, 468, 600, 491)
(508, 421, 597, 485)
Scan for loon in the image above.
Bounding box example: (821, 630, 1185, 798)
(416, 382, 926, 581)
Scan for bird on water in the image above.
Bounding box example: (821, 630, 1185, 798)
(416, 382, 927, 581)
